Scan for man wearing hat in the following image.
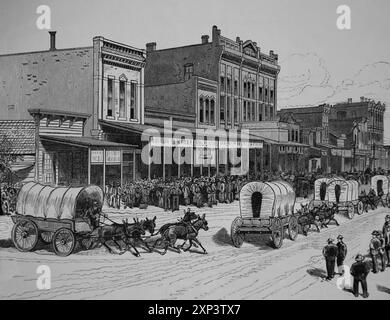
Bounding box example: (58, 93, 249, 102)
(350, 254, 370, 298)
(322, 238, 338, 280)
(382, 215, 390, 266)
(336, 235, 348, 275)
(369, 230, 382, 273)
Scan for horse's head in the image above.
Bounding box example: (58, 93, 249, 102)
(143, 216, 156, 235)
(194, 214, 209, 231)
(183, 209, 198, 222)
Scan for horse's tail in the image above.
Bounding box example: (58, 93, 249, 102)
(158, 223, 172, 235)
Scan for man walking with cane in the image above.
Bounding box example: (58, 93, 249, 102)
(336, 235, 347, 275)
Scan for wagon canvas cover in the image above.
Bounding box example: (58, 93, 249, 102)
(371, 175, 389, 195)
(16, 182, 104, 220)
(239, 181, 295, 218)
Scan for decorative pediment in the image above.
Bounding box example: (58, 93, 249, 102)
(242, 40, 258, 57)
(119, 74, 128, 82)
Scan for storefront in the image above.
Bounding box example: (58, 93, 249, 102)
(38, 136, 137, 188)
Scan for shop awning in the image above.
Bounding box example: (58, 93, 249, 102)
(40, 135, 137, 148)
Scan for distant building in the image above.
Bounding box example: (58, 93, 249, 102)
(330, 97, 386, 170)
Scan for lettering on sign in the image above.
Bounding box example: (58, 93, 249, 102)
(106, 150, 121, 163)
(91, 150, 104, 164)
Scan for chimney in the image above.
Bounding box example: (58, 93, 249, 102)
(201, 35, 209, 44)
(348, 98, 352, 103)
(49, 31, 56, 51)
(236, 37, 241, 43)
(212, 25, 221, 45)
(146, 42, 156, 53)
(360, 96, 365, 102)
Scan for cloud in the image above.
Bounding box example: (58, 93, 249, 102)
(278, 53, 390, 143)
(278, 53, 335, 107)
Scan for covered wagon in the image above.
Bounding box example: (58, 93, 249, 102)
(230, 181, 298, 249)
(11, 182, 104, 256)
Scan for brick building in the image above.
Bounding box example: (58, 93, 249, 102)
(144, 25, 307, 176)
(0, 32, 146, 187)
(329, 97, 387, 170)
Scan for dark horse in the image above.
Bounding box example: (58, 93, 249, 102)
(154, 213, 209, 255)
(89, 216, 156, 257)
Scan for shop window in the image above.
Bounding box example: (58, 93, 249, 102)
(43, 152, 55, 184)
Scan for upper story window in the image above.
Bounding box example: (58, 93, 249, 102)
(259, 86, 263, 101)
(119, 80, 126, 118)
(337, 111, 347, 119)
(234, 80, 238, 96)
(107, 78, 114, 117)
(226, 78, 231, 94)
(130, 82, 137, 120)
(184, 63, 194, 80)
(210, 100, 215, 125)
(199, 97, 204, 123)
(220, 95, 225, 123)
(220, 76, 225, 93)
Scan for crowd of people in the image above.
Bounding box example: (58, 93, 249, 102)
(322, 214, 390, 298)
(104, 167, 390, 211)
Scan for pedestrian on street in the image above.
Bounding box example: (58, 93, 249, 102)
(382, 214, 390, 266)
(369, 230, 384, 273)
(322, 238, 338, 280)
(350, 253, 370, 298)
(336, 235, 347, 275)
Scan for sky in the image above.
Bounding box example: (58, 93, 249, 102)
(1, 0, 390, 142)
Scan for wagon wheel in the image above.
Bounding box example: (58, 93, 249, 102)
(40, 232, 53, 244)
(11, 219, 39, 252)
(347, 202, 355, 219)
(271, 218, 284, 249)
(356, 200, 364, 215)
(288, 216, 299, 241)
(231, 217, 244, 248)
(52, 228, 76, 257)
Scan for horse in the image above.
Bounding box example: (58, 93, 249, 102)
(296, 203, 322, 235)
(154, 213, 209, 255)
(89, 216, 156, 257)
(317, 202, 339, 227)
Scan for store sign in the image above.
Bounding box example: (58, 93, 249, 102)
(106, 150, 121, 164)
(219, 140, 263, 149)
(331, 149, 352, 157)
(91, 150, 103, 164)
(150, 137, 193, 147)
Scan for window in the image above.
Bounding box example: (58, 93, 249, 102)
(291, 130, 294, 142)
(243, 101, 247, 122)
(269, 106, 274, 118)
(337, 111, 347, 119)
(210, 100, 215, 125)
(205, 99, 210, 124)
(119, 80, 126, 118)
(259, 87, 263, 101)
(130, 82, 137, 119)
(296, 130, 299, 142)
(43, 153, 54, 184)
(227, 78, 231, 94)
(184, 63, 194, 80)
(220, 76, 225, 92)
(243, 82, 247, 97)
(288, 130, 291, 142)
(107, 78, 114, 117)
(265, 105, 268, 118)
(247, 82, 251, 98)
(199, 98, 204, 123)
(220, 95, 225, 122)
(258, 104, 262, 121)
(270, 89, 274, 101)
(234, 98, 238, 124)
(234, 80, 238, 95)
(265, 88, 268, 101)
(251, 102, 255, 121)
(251, 83, 255, 99)
(226, 97, 231, 123)
(247, 101, 251, 121)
